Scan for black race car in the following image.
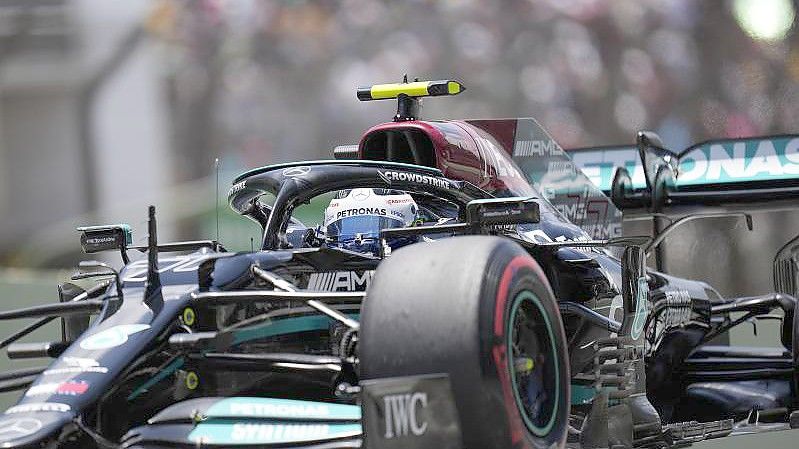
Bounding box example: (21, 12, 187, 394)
(0, 79, 796, 449)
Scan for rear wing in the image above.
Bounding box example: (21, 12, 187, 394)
(569, 133, 799, 210)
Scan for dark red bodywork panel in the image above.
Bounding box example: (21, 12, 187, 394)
(357, 119, 535, 197)
(356, 118, 623, 239)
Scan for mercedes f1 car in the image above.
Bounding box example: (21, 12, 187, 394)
(0, 79, 797, 449)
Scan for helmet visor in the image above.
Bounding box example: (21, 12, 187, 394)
(327, 216, 405, 241)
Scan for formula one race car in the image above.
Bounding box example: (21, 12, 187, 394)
(0, 79, 797, 449)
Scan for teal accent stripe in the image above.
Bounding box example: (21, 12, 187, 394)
(232, 314, 359, 346)
(127, 314, 358, 402)
(127, 357, 185, 401)
(188, 419, 361, 445)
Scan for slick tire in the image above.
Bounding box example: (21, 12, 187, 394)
(360, 236, 570, 449)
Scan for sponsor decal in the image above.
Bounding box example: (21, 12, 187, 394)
(44, 357, 108, 376)
(549, 195, 622, 240)
(80, 324, 150, 350)
(336, 207, 387, 220)
(0, 418, 42, 442)
(85, 236, 115, 245)
(378, 170, 452, 189)
(282, 166, 311, 178)
(383, 392, 428, 438)
(514, 139, 561, 157)
(228, 180, 246, 196)
(5, 403, 71, 414)
(386, 198, 414, 204)
(206, 397, 361, 421)
(25, 381, 89, 397)
(679, 138, 799, 185)
(569, 146, 643, 191)
(230, 402, 328, 418)
(189, 421, 361, 445)
(361, 374, 461, 449)
(520, 229, 593, 246)
(571, 137, 799, 191)
(231, 423, 330, 442)
(42, 366, 108, 376)
(308, 271, 374, 292)
(487, 224, 517, 232)
(546, 160, 575, 175)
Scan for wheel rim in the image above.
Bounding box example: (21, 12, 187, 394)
(507, 290, 559, 437)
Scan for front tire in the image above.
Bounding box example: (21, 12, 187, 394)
(360, 236, 570, 449)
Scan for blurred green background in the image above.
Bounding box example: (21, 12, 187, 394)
(0, 270, 64, 409)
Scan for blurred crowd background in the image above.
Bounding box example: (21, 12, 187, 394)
(0, 0, 796, 277)
(0, 0, 798, 429)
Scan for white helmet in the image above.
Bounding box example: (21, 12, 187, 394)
(324, 188, 418, 254)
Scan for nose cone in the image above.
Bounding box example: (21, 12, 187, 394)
(0, 413, 69, 448)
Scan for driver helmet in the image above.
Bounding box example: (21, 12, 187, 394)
(324, 188, 419, 255)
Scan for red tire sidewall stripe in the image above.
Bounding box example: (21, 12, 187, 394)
(492, 255, 548, 449)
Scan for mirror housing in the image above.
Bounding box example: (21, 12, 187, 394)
(465, 197, 540, 227)
(77, 224, 132, 254)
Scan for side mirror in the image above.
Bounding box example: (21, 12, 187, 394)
(77, 224, 132, 254)
(465, 197, 540, 227)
